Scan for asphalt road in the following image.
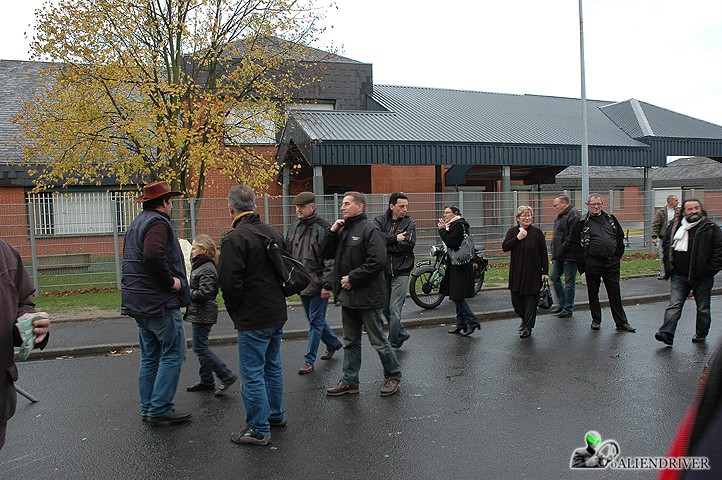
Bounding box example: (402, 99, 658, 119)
(2, 298, 719, 480)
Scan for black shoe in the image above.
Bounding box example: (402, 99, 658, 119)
(616, 323, 636, 333)
(395, 333, 411, 349)
(692, 335, 707, 343)
(215, 375, 238, 396)
(462, 324, 480, 336)
(448, 325, 468, 334)
(549, 306, 563, 314)
(655, 332, 674, 346)
(231, 427, 270, 446)
(520, 328, 531, 338)
(145, 409, 192, 425)
(268, 416, 287, 427)
(557, 310, 573, 318)
(186, 382, 215, 392)
(590, 321, 601, 330)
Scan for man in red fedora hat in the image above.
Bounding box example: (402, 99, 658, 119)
(122, 180, 192, 425)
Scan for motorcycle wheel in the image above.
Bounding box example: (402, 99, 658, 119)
(409, 267, 445, 309)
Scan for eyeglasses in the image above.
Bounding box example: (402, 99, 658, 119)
(519, 214, 532, 218)
(443, 211, 453, 215)
(587, 203, 603, 207)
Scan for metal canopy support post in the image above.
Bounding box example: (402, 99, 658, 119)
(282, 164, 290, 234)
(502, 166, 512, 224)
(313, 165, 325, 218)
(644, 168, 653, 248)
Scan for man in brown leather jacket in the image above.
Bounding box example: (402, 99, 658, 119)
(0, 239, 50, 450)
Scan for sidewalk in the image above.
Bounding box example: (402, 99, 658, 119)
(35, 274, 722, 359)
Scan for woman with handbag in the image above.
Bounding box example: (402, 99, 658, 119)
(502, 206, 549, 338)
(438, 206, 481, 336)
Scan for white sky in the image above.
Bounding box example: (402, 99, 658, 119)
(3, 0, 722, 126)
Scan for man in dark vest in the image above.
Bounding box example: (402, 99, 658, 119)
(569, 193, 636, 333)
(122, 181, 191, 425)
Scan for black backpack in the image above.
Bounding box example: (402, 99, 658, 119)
(245, 223, 311, 297)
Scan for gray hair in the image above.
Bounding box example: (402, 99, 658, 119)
(228, 185, 255, 212)
(516, 205, 533, 218)
(587, 193, 603, 204)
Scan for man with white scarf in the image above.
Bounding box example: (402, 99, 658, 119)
(655, 199, 722, 346)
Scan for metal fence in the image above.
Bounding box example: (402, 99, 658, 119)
(4, 189, 722, 293)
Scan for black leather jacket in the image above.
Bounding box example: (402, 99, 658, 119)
(322, 213, 387, 309)
(373, 211, 416, 276)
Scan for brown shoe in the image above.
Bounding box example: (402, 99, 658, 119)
(380, 378, 401, 397)
(320, 343, 343, 360)
(297, 362, 314, 375)
(326, 381, 359, 396)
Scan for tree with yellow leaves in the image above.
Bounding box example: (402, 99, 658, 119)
(16, 0, 329, 202)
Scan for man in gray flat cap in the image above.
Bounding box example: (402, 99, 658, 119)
(286, 192, 342, 375)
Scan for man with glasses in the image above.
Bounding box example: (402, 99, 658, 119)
(569, 193, 636, 333)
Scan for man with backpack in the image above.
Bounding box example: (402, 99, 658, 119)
(286, 192, 343, 375)
(218, 185, 288, 446)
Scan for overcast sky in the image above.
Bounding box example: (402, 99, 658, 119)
(3, 0, 722, 126)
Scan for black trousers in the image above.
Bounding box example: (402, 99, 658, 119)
(583, 256, 628, 325)
(511, 292, 539, 330)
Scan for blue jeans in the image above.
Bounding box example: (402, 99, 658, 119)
(453, 299, 480, 328)
(191, 322, 234, 384)
(341, 307, 402, 388)
(134, 308, 186, 416)
(301, 295, 342, 364)
(383, 274, 410, 346)
(550, 259, 577, 312)
(237, 325, 286, 436)
(660, 274, 714, 338)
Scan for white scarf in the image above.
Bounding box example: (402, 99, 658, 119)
(445, 215, 462, 230)
(672, 217, 702, 252)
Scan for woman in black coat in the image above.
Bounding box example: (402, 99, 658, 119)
(502, 206, 549, 338)
(439, 206, 481, 335)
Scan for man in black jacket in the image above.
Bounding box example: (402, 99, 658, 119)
(550, 195, 580, 318)
(373, 192, 415, 349)
(655, 199, 722, 346)
(218, 185, 288, 446)
(323, 191, 402, 397)
(569, 193, 636, 333)
(286, 192, 342, 374)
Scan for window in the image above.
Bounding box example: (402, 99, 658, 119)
(224, 104, 277, 145)
(27, 191, 139, 236)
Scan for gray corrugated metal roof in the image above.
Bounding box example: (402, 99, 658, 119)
(293, 85, 648, 148)
(601, 100, 722, 139)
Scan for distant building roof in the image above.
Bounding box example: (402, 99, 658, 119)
(280, 85, 722, 170)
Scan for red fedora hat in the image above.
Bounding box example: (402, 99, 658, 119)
(135, 181, 182, 203)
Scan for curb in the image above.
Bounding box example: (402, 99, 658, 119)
(30, 287, 722, 361)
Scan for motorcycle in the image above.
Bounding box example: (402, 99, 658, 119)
(409, 243, 489, 309)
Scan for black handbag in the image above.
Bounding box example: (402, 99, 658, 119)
(448, 233, 475, 266)
(538, 279, 553, 309)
